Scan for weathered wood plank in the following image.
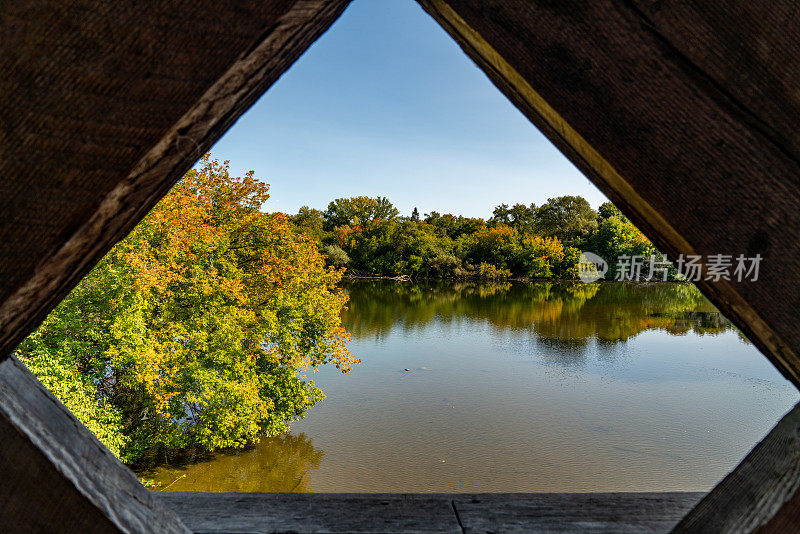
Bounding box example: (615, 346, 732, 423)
(0, 356, 190, 533)
(157, 492, 703, 533)
(0, 0, 351, 362)
(416, 0, 800, 389)
(157, 492, 462, 533)
(672, 402, 800, 533)
(625, 0, 800, 166)
(455, 493, 704, 533)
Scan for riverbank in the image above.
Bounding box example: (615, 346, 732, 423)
(341, 273, 570, 282)
(340, 274, 685, 284)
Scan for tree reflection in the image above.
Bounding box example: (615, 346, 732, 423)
(149, 432, 323, 492)
(341, 280, 734, 344)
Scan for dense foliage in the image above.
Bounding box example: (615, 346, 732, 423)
(291, 196, 665, 280)
(18, 157, 358, 466)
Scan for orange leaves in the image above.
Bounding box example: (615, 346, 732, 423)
(329, 327, 359, 375)
(107, 154, 356, 457)
(134, 345, 184, 417)
(470, 225, 515, 250)
(29, 153, 357, 464)
(522, 234, 566, 262)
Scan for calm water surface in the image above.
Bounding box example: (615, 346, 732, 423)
(151, 281, 798, 492)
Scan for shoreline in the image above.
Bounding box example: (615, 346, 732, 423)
(340, 274, 687, 284)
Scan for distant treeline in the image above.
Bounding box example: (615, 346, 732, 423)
(286, 195, 665, 280)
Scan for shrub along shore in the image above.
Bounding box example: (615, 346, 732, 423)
(290, 195, 672, 281)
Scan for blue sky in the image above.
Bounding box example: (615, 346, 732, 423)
(209, 0, 607, 219)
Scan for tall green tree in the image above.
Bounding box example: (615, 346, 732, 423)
(491, 203, 537, 234)
(291, 206, 326, 241)
(535, 196, 598, 247)
(591, 201, 658, 279)
(323, 196, 399, 230)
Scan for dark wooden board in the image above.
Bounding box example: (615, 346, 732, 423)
(454, 493, 703, 533)
(157, 492, 462, 533)
(0, 356, 190, 533)
(157, 492, 703, 533)
(625, 0, 800, 167)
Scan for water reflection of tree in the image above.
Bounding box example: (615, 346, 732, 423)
(342, 280, 734, 344)
(150, 432, 323, 492)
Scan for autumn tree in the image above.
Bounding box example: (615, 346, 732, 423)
(465, 225, 521, 271)
(18, 156, 358, 465)
(517, 235, 565, 278)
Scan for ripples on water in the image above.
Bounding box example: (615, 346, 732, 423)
(150, 281, 798, 492)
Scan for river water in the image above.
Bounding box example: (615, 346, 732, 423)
(150, 280, 798, 492)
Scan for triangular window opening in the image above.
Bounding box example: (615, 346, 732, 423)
(17, 0, 798, 494)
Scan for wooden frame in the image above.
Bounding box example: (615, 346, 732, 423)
(2, 0, 799, 531)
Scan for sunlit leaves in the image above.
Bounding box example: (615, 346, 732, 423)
(18, 155, 357, 465)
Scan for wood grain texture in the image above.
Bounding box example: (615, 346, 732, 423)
(625, 0, 800, 165)
(0, 356, 190, 533)
(0, 0, 351, 362)
(158, 492, 462, 533)
(454, 493, 704, 533)
(672, 402, 800, 533)
(415, 0, 800, 388)
(157, 492, 703, 533)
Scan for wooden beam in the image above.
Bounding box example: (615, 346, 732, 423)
(416, 0, 800, 388)
(0, 0, 351, 362)
(624, 1, 800, 167)
(672, 401, 800, 533)
(0, 356, 190, 533)
(157, 492, 703, 533)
